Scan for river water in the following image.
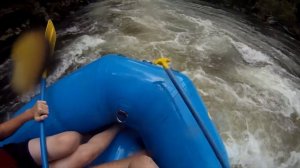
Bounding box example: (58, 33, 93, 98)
(1, 0, 300, 167)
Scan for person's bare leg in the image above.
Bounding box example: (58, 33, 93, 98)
(92, 151, 158, 168)
(92, 152, 146, 168)
(50, 125, 120, 168)
(128, 155, 158, 168)
(28, 131, 82, 165)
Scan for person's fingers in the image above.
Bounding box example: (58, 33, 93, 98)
(40, 110, 48, 115)
(36, 104, 48, 114)
(36, 117, 41, 122)
(45, 107, 49, 114)
(36, 101, 46, 108)
(34, 116, 41, 122)
(40, 103, 48, 109)
(40, 105, 49, 114)
(33, 101, 49, 122)
(41, 115, 48, 120)
(37, 100, 47, 104)
(35, 115, 48, 122)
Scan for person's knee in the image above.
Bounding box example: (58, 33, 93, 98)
(56, 131, 81, 152)
(28, 131, 82, 165)
(129, 155, 158, 168)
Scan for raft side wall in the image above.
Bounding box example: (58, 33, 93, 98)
(99, 55, 229, 167)
(0, 54, 229, 168)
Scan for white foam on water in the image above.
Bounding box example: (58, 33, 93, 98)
(194, 36, 233, 58)
(184, 62, 299, 167)
(224, 38, 300, 117)
(237, 66, 300, 118)
(278, 151, 300, 168)
(0, 32, 14, 41)
(188, 69, 297, 168)
(0, 59, 11, 80)
(58, 21, 99, 37)
(179, 13, 214, 36)
(225, 130, 276, 168)
(58, 26, 80, 36)
(184, 68, 260, 113)
(48, 34, 105, 83)
(231, 40, 272, 64)
(114, 35, 140, 48)
(130, 15, 166, 30)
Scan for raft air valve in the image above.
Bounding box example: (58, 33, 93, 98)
(116, 110, 128, 123)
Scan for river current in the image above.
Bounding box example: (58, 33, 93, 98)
(1, 0, 300, 167)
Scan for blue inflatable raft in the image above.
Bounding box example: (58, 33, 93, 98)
(0, 54, 230, 168)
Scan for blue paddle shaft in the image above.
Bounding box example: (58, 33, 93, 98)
(40, 78, 49, 168)
(164, 68, 229, 168)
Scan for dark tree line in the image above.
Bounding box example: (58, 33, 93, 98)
(202, 0, 300, 37)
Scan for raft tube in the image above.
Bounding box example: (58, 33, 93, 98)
(0, 54, 230, 168)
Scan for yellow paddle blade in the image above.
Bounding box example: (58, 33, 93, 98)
(11, 31, 49, 94)
(45, 20, 56, 56)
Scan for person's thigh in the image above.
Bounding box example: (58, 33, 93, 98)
(128, 155, 158, 168)
(92, 152, 158, 168)
(49, 126, 120, 168)
(28, 131, 81, 165)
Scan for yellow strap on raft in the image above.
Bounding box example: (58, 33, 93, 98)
(153, 57, 171, 69)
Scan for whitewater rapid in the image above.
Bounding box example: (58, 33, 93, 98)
(2, 0, 300, 167)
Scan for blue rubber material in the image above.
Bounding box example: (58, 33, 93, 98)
(0, 54, 230, 168)
(164, 68, 228, 168)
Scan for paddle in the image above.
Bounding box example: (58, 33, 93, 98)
(11, 20, 56, 168)
(39, 20, 56, 168)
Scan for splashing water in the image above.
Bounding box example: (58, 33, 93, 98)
(1, 0, 300, 167)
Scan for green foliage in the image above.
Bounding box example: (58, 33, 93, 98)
(205, 0, 299, 23)
(223, 0, 255, 8)
(256, 0, 297, 25)
(204, 0, 300, 36)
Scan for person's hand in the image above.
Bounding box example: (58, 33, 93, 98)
(31, 100, 49, 122)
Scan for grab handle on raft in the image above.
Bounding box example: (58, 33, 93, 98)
(153, 57, 228, 168)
